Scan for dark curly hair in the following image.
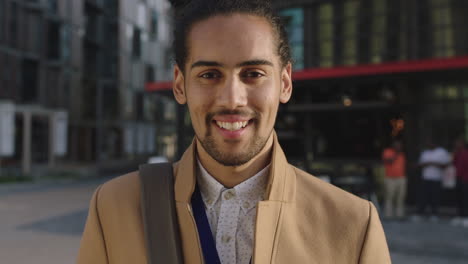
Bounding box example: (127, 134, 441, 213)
(173, 0, 291, 72)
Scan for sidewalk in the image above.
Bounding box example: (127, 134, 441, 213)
(383, 218, 468, 264)
(0, 179, 105, 264)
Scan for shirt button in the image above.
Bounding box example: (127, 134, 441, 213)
(222, 235, 232, 243)
(223, 190, 235, 200)
(243, 201, 250, 209)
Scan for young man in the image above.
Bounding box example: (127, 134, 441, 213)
(382, 141, 407, 219)
(77, 1, 390, 263)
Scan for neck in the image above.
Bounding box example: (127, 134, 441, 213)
(197, 134, 274, 188)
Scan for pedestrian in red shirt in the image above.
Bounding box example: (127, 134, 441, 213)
(452, 139, 468, 226)
(382, 140, 406, 219)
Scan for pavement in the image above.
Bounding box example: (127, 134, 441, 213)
(0, 177, 109, 264)
(384, 219, 468, 264)
(1, 178, 468, 264)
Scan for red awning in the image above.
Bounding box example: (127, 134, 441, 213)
(145, 56, 468, 92)
(145, 81, 173, 92)
(293, 55, 468, 80)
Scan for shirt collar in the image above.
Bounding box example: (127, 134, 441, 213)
(197, 160, 224, 208)
(197, 159, 270, 213)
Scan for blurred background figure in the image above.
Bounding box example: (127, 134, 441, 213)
(382, 140, 406, 219)
(414, 139, 451, 221)
(452, 139, 468, 227)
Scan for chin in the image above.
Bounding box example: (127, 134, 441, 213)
(212, 153, 252, 167)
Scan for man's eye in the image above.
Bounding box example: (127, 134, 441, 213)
(242, 71, 264, 78)
(199, 72, 220, 79)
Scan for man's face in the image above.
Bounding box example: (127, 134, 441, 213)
(173, 14, 292, 166)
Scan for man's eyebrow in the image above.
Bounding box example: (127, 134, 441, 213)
(236, 59, 274, 67)
(190, 59, 274, 69)
(191, 61, 223, 69)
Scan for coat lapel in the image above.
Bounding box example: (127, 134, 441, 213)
(173, 140, 204, 264)
(253, 133, 296, 263)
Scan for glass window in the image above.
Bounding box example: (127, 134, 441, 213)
(123, 87, 134, 119)
(424, 83, 459, 101)
(47, 0, 58, 13)
(9, 1, 18, 48)
(145, 64, 155, 82)
(280, 8, 304, 70)
(102, 84, 119, 119)
(430, 0, 455, 57)
(150, 10, 158, 40)
(318, 3, 334, 67)
(84, 6, 99, 42)
(370, 0, 387, 63)
(132, 27, 141, 58)
(21, 59, 39, 103)
(61, 24, 71, 61)
(144, 95, 156, 121)
(399, 8, 408, 60)
(104, 0, 118, 14)
(47, 20, 61, 60)
(342, 1, 359, 65)
(0, 0, 4, 42)
(463, 85, 468, 99)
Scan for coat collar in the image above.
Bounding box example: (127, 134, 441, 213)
(173, 132, 294, 203)
(173, 132, 296, 263)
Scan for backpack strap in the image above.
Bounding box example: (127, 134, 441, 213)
(139, 162, 184, 264)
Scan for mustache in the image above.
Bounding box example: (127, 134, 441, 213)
(205, 109, 260, 124)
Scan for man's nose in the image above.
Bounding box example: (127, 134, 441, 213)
(215, 76, 247, 109)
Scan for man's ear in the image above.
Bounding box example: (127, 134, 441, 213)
(279, 62, 293, 104)
(173, 65, 187, 104)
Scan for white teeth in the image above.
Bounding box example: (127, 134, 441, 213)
(216, 121, 248, 131)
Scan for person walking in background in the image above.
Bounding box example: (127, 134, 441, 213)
(415, 139, 451, 221)
(452, 139, 468, 227)
(382, 140, 407, 219)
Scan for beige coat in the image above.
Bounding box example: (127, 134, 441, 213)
(77, 137, 391, 263)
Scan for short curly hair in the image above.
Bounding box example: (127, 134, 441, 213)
(173, 0, 291, 72)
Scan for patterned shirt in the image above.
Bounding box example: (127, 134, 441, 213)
(197, 160, 269, 264)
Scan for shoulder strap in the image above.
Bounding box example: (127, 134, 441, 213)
(139, 162, 184, 264)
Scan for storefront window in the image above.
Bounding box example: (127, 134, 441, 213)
(398, 9, 408, 61)
(280, 8, 304, 70)
(463, 85, 468, 98)
(342, 1, 359, 65)
(370, 0, 387, 63)
(318, 3, 334, 67)
(430, 0, 455, 57)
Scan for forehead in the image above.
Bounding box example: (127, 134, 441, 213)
(186, 14, 278, 67)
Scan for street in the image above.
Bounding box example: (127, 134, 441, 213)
(0, 178, 467, 264)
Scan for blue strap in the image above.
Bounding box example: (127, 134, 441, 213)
(191, 185, 222, 264)
(192, 184, 253, 264)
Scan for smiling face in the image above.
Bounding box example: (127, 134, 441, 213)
(173, 14, 292, 166)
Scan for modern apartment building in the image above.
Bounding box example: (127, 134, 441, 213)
(0, 0, 173, 174)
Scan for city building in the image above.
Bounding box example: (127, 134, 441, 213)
(0, 0, 174, 175)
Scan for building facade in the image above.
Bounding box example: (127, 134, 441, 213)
(273, 0, 468, 165)
(0, 0, 174, 174)
(271, 0, 468, 204)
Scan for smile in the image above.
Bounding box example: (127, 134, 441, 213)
(215, 121, 249, 131)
